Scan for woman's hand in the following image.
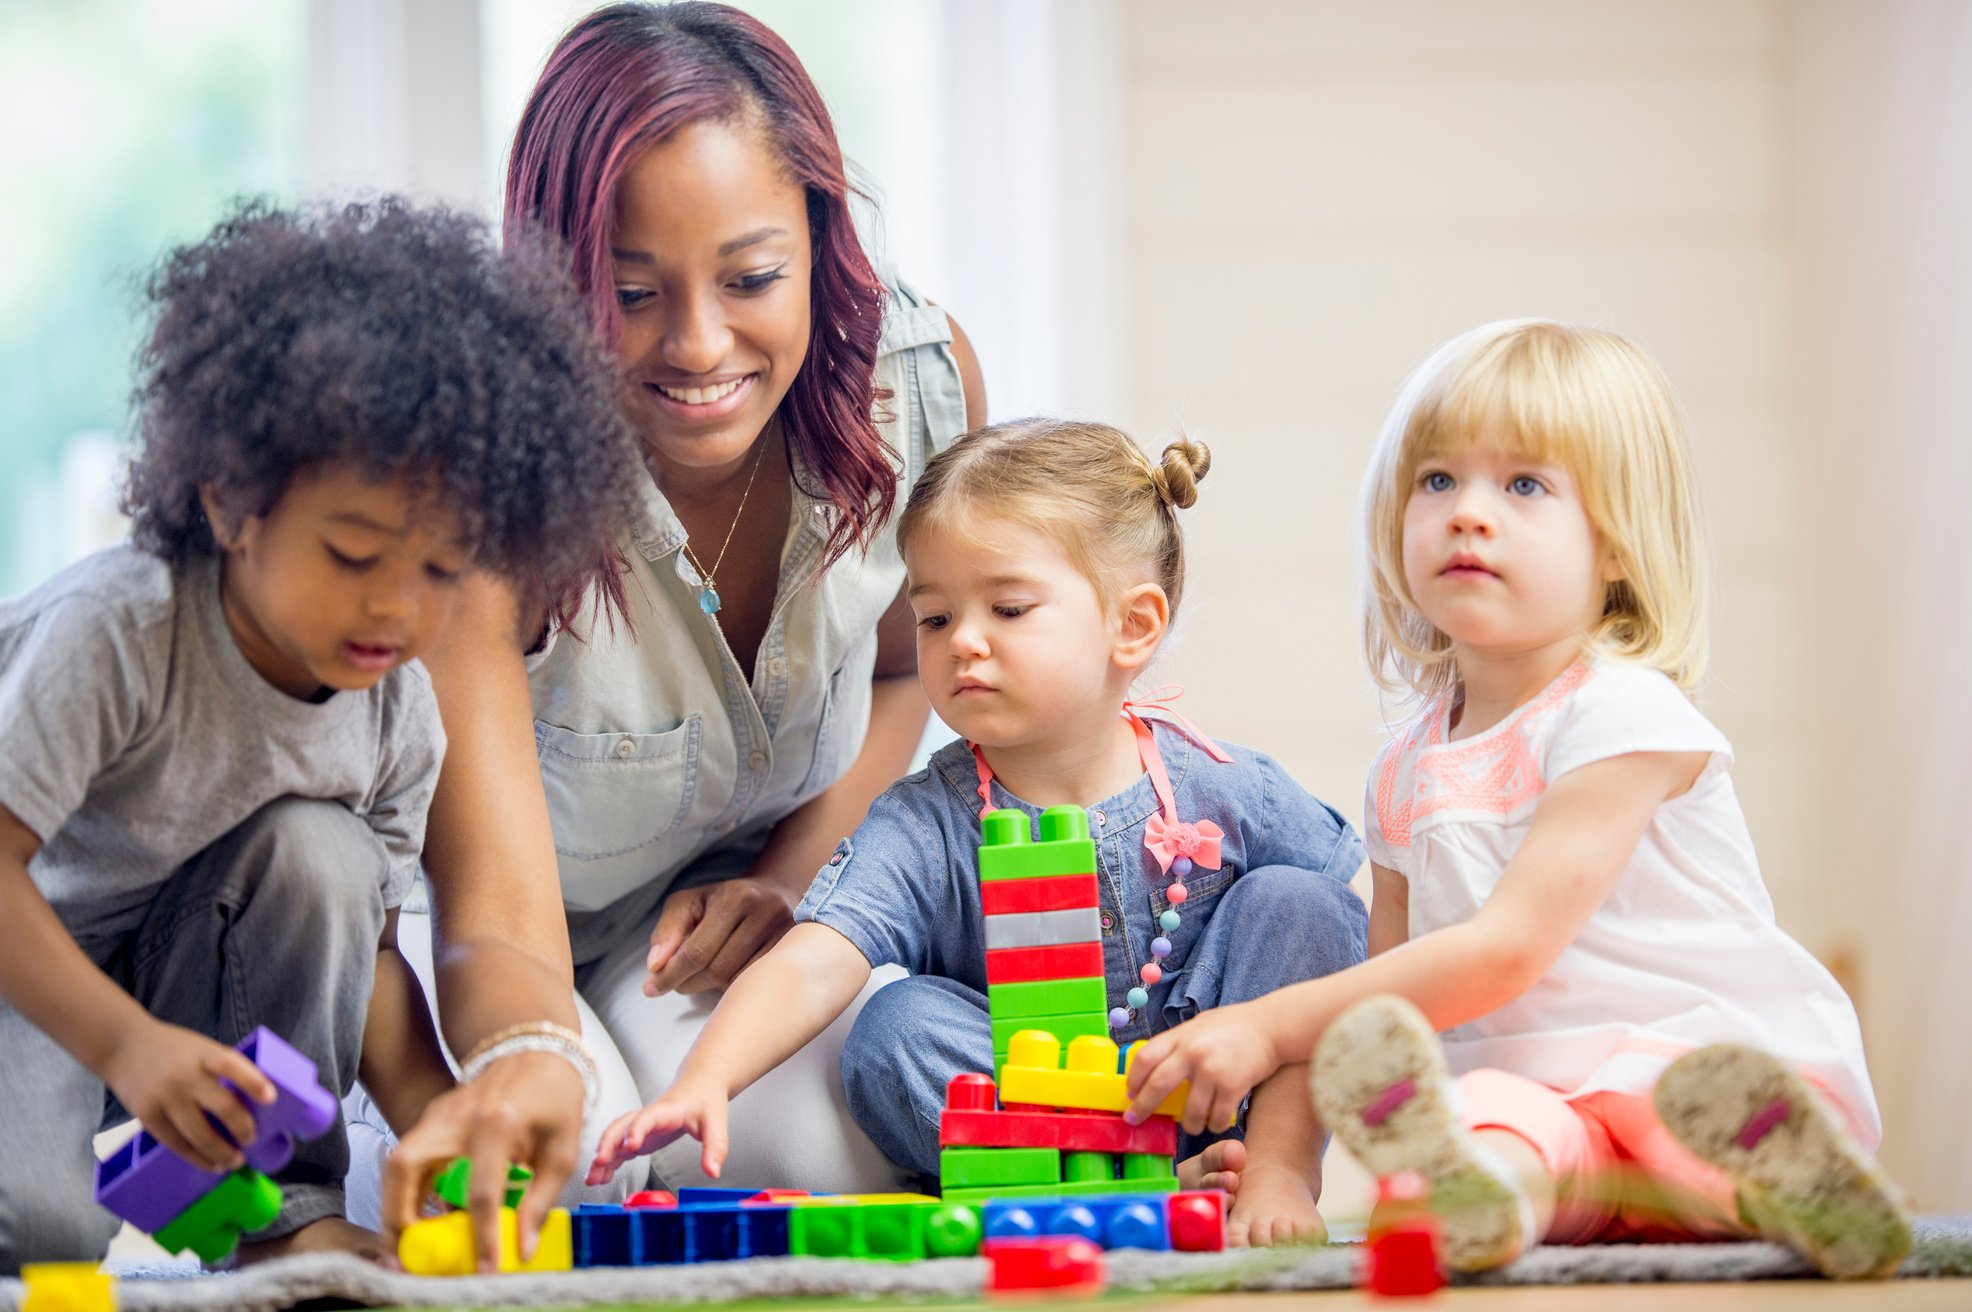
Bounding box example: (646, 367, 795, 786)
(643, 873, 799, 995)
(381, 1051, 584, 1272)
(1122, 1000, 1280, 1135)
(103, 1019, 278, 1173)
(589, 1075, 730, 1184)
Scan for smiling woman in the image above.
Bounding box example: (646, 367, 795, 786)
(345, 1, 987, 1261)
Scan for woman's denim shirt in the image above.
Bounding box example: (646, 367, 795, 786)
(527, 275, 967, 960)
(797, 721, 1365, 1032)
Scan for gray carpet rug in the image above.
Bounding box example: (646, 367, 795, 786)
(3, 1218, 1966, 1310)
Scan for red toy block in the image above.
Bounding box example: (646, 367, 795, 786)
(625, 1190, 678, 1209)
(980, 874, 1098, 916)
(940, 1106, 1178, 1157)
(743, 1189, 813, 1204)
(947, 1073, 997, 1112)
(1166, 1189, 1227, 1252)
(984, 943, 1105, 986)
(983, 1236, 1105, 1296)
(1365, 1225, 1444, 1297)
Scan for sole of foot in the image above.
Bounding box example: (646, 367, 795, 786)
(1653, 1043, 1911, 1280)
(1312, 994, 1530, 1272)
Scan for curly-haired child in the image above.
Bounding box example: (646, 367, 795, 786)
(0, 200, 641, 1270)
(1123, 321, 1910, 1278)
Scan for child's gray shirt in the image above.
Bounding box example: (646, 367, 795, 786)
(0, 545, 443, 935)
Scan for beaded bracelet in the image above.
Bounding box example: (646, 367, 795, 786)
(459, 1021, 600, 1117)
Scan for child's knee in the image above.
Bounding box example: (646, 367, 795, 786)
(234, 798, 388, 937)
(1228, 864, 1368, 971)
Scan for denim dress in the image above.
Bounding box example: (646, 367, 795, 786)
(798, 721, 1370, 1176)
(525, 274, 970, 965)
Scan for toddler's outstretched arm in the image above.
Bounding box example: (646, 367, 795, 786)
(587, 921, 872, 1183)
(1124, 749, 1707, 1130)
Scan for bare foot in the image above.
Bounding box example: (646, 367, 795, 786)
(1178, 1137, 1247, 1196)
(1227, 1159, 1327, 1248)
(237, 1216, 386, 1266)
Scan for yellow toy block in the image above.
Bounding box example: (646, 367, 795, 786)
(398, 1206, 572, 1275)
(998, 1031, 1188, 1118)
(21, 1264, 114, 1312)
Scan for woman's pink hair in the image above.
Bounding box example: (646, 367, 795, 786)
(505, 1, 894, 585)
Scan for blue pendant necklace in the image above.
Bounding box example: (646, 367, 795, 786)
(680, 438, 769, 617)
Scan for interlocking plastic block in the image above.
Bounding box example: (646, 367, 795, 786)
(1365, 1225, 1444, 1296)
(742, 1189, 813, 1203)
(980, 873, 1099, 916)
(984, 1195, 1170, 1251)
(987, 977, 1107, 1020)
(21, 1263, 114, 1312)
(982, 907, 1101, 951)
(674, 1186, 759, 1206)
(398, 1206, 572, 1274)
(151, 1168, 280, 1264)
(1166, 1190, 1228, 1252)
(992, 1013, 1110, 1063)
(690, 1204, 792, 1261)
(573, 1208, 634, 1266)
(940, 1105, 1178, 1157)
(626, 1189, 679, 1208)
(433, 1158, 532, 1210)
(978, 807, 1096, 882)
(939, 1146, 1062, 1189)
(983, 1236, 1105, 1295)
(788, 1198, 949, 1261)
(942, 1176, 1178, 1205)
(1062, 1151, 1111, 1184)
(984, 943, 1105, 986)
(94, 1027, 335, 1236)
(924, 1202, 985, 1257)
(999, 1031, 1188, 1117)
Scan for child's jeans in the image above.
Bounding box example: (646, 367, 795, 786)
(0, 799, 387, 1273)
(1458, 1066, 1868, 1242)
(837, 862, 1369, 1178)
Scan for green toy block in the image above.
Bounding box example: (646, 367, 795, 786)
(940, 1175, 1181, 1206)
(1121, 1152, 1171, 1180)
(789, 1200, 960, 1261)
(992, 1013, 1110, 1064)
(153, 1168, 281, 1264)
(988, 976, 1106, 1020)
(979, 807, 1096, 882)
(1063, 1151, 1111, 1184)
(924, 1203, 984, 1257)
(939, 1146, 1062, 1189)
(433, 1156, 532, 1210)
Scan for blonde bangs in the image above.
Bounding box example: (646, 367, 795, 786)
(1358, 320, 1712, 707)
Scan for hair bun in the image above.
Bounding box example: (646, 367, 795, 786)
(1154, 439, 1211, 510)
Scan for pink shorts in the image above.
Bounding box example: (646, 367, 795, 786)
(1457, 1066, 1862, 1244)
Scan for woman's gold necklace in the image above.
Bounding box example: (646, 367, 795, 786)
(680, 438, 770, 616)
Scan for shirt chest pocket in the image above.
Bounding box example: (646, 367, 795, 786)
(534, 716, 702, 861)
(1149, 863, 1236, 973)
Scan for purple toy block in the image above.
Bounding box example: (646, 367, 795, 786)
(231, 1028, 337, 1174)
(94, 1027, 335, 1233)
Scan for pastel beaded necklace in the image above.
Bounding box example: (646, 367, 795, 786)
(969, 687, 1232, 1030)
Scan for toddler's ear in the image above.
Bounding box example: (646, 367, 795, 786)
(1113, 582, 1169, 671)
(198, 483, 247, 552)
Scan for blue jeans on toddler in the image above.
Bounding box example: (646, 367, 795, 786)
(838, 862, 1368, 1178)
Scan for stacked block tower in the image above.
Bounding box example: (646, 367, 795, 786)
(938, 806, 1192, 1206)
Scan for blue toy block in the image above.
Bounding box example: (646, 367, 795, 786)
(675, 1186, 759, 1207)
(983, 1195, 1173, 1252)
(571, 1201, 793, 1266)
(574, 1209, 634, 1267)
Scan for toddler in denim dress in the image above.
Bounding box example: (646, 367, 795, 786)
(588, 419, 1367, 1247)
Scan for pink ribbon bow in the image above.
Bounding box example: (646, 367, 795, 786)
(1143, 813, 1224, 875)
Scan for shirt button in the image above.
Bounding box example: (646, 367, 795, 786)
(748, 751, 767, 771)
(614, 737, 635, 759)
(768, 657, 787, 677)
(1093, 809, 1107, 826)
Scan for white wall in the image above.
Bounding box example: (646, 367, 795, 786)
(1116, 0, 1971, 1208)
